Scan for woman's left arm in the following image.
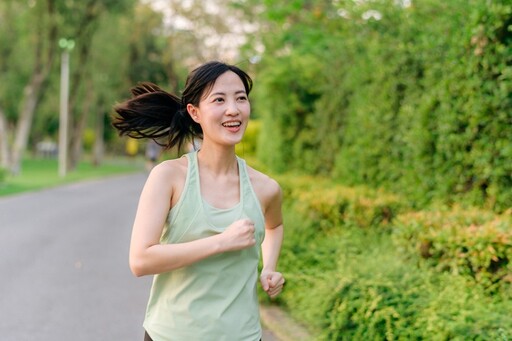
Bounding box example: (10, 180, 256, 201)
(260, 178, 285, 299)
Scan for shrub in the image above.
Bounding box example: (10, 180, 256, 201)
(323, 268, 512, 341)
(275, 176, 512, 340)
(253, 0, 512, 212)
(276, 175, 407, 230)
(278, 208, 512, 340)
(392, 206, 512, 290)
(255, 53, 323, 173)
(83, 129, 95, 152)
(236, 119, 261, 157)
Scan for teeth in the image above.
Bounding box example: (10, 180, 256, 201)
(223, 122, 241, 127)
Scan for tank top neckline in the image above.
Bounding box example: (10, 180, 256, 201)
(190, 150, 245, 212)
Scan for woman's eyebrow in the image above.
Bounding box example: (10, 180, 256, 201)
(209, 90, 247, 97)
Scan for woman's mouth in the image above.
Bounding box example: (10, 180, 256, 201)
(222, 121, 241, 128)
(222, 121, 242, 132)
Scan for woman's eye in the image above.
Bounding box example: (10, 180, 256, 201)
(237, 96, 248, 101)
(213, 98, 224, 103)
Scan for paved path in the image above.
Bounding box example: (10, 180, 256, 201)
(0, 173, 284, 340)
(0, 173, 281, 341)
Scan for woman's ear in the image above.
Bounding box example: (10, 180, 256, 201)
(187, 104, 200, 123)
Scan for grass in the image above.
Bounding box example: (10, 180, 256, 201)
(0, 156, 145, 197)
(0, 149, 257, 198)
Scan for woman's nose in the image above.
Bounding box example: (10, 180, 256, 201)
(226, 100, 240, 115)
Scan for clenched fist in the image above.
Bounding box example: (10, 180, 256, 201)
(260, 269, 285, 299)
(220, 219, 256, 252)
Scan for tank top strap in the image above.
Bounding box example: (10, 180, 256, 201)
(187, 150, 199, 173)
(237, 156, 264, 219)
(185, 150, 201, 201)
(181, 152, 263, 226)
(237, 156, 249, 192)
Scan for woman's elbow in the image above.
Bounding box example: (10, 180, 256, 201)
(129, 255, 149, 277)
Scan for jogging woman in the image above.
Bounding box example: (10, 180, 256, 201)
(112, 61, 285, 341)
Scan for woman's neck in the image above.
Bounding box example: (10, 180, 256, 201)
(196, 144, 238, 176)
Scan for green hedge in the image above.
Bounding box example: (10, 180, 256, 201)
(392, 206, 512, 291)
(277, 175, 407, 230)
(250, 0, 512, 338)
(323, 266, 511, 341)
(273, 175, 512, 340)
(253, 0, 512, 212)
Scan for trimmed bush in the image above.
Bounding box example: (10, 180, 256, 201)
(253, 0, 512, 212)
(291, 181, 406, 230)
(324, 267, 512, 341)
(393, 206, 512, 290)
(274, 176, 512, 339)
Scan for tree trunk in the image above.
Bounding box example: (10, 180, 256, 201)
(67, 3, 101, 171)
(0, 107, 10, 168)
(92, 110, 105, 167)
(68, 46, 94, 171)
(10, 71, 48, 175)
(8, 0, 57, 175)
(69, 102, 90, 169)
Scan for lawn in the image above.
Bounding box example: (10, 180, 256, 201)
(0, 156, 144, 197)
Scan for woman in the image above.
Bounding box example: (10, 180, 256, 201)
(112, 61, 285, 341)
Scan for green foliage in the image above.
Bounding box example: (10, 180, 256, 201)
(124, 3, 169, 85)
(276, 175, 407, 230)
(236, 119, 261, 157)
(0, 1, 39, 119)
(251, 0, 512, 212)
(0, 167, 6, 184)
(324, 268, 512, 341)
(83, 128, 95, 152)
(275, 176, 512, 340)
(255, 53, 322, 173)
(393, 206, 512, 291)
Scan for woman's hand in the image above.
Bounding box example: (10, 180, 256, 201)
(219, 219, 256, 252)
(260, 269, 285, 299)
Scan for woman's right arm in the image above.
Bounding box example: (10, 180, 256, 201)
(129, 161, 255, 277)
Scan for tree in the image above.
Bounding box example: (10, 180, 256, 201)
(56, 0, 135, 170)
(0, 0, 58, 175)
(0, 0, 258, 175)
(0, 0, 135, 174)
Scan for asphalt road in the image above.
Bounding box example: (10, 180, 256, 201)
(0, 173, 151, 340)
(0, 173, 279, 341)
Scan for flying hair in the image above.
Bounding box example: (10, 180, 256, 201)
(111, 61, 252, 151)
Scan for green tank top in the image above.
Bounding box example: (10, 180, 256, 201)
(143, 151, 265, 341)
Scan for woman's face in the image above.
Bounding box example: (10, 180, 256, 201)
(187, 71, 250, 147)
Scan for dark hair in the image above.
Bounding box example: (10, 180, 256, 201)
(112, 61, 253, 150)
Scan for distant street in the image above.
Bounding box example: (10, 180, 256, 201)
(0, 173, 279, 341)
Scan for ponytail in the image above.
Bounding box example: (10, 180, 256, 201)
(112, 82, 202, 151)
(112, 61, 252, 151)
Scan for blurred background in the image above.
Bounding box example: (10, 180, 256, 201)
(1, 0, 511, 208)
(0, 0, 511, 339)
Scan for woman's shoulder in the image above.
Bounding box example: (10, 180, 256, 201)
(153, 155, 187, 174)
(245, 164, 282, 201)
(142, 155, 189, 206)
(146, 155, 188, 186)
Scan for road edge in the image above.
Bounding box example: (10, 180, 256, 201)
(260, 305, 312, 341)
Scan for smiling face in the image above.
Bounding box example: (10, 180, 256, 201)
(187, 71, 250, 147)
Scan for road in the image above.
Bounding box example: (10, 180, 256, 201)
(0, 173, 279, 340)
(0, 174, 151, 340)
